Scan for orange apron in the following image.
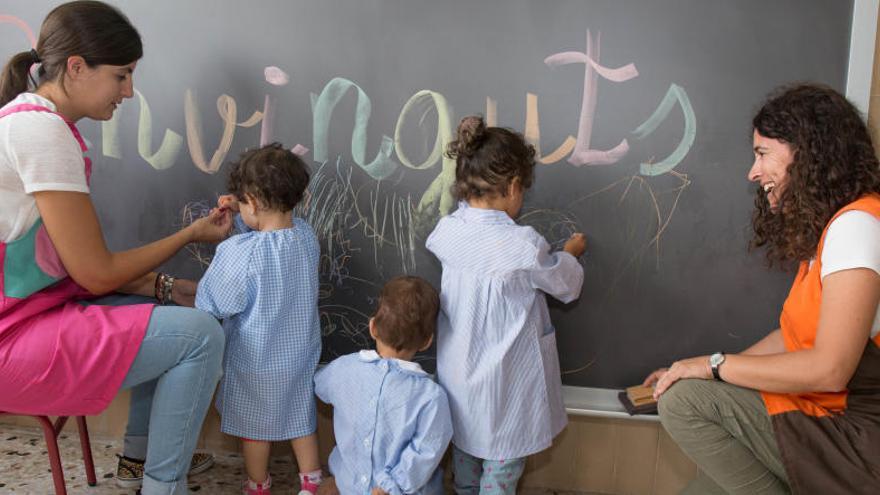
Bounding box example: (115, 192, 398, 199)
(761, 194, 880, 493)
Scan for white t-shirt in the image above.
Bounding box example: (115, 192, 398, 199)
(819, 210, 880, 338)
(0, 93, 88, 243)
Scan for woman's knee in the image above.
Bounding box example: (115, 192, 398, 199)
(157, 307, 225, 367)
(192, 310, 224, 347)
(186, 310, 224, 364)
(658, 379, 706, 433)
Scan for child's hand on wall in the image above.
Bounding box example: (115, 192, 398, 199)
(564, 233, 587, 258)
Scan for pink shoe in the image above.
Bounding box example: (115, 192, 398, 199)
(297, 471, 322, 495)
(297, 483, 318, 495)
(242, 474, 272, 495)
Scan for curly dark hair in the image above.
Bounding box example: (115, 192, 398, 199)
(751, 83, 880, 265)
(227, 142, 310, 212)
(445, 115, 536, 200)
(372, 276, 439, 352)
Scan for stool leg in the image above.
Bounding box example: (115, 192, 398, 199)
(52, 416, 69, 434)
(36, 416, 67, 495)
(75, 416, 97, 486)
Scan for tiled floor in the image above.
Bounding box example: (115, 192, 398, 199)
(0, 424, 595, 494)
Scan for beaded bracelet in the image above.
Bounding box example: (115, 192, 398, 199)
(154, 272, 176, 305)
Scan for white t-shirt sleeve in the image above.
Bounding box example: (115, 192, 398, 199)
(820, 210, 880, 339)
(821, 210, 880, 278)
(8, 112, 88, 194)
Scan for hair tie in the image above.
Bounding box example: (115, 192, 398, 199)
(29, 48, 41, 65)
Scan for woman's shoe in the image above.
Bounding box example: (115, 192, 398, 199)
(115, 451, 215, 488)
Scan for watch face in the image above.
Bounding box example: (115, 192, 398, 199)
(710, 353, 724, 366)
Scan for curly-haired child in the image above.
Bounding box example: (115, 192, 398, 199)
(196, 143, 323, 495)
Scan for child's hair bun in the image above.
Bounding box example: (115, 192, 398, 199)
(446, 114, 536, 201)
(452, 115, 487, 158)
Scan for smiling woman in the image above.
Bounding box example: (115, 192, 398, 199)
(644, 84, 880, 494)
(748, 130, 794, 210)
(0, 2, 230, 494)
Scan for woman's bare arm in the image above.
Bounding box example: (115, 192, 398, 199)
(740, 329, 785, 355)
(35, 190, 230, 295)
(650, 268, 879, 397)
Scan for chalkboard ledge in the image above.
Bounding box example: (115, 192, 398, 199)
(562, 385, 660, 422)
(317, 363, 657, 421)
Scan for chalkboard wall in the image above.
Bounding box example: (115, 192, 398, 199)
(0, 0, 854, 387)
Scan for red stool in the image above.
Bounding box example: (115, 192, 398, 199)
(0, 413, 97, 495)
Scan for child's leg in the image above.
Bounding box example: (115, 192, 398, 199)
(290, 433, 320, 472)
(291, 433, 322, 493)
(242, 439, 272, 483)
(452, 445, 482, 495)
(478, 457, 526, 495)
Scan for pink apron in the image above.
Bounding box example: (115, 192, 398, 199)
(0, 103, 153, 415)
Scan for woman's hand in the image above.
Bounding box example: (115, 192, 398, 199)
(649, 356, 713, 400)
(370, 488, 388, 495)
(642, 367, 669, 388)
(171, 278, 198, 307)
(187, 208, 232, 243)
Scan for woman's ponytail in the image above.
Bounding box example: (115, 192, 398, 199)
(0, 51, 36, 107)
(0, 1, 142, 109)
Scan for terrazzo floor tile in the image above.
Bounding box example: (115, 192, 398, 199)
(0, 425, 595, 494)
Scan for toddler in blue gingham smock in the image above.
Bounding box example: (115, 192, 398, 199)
(196, 214, 321, 441)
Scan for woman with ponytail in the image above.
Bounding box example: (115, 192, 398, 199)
(0, 2, 228, 493)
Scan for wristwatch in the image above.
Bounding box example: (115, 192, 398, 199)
(709, 352, 726, 381)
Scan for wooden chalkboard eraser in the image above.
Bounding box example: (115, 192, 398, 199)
(626, 385, 657, 406)
(618, 385, 659, 415)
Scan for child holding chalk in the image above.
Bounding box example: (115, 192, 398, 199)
(196, 143, 323, 495)
(426, 116, 586, 494)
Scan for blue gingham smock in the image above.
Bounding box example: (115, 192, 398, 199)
(196, 215, 321, 440)
(426, 202, 584, 460)
(315, 351, 452, 495)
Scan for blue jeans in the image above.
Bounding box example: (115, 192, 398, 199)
(87, 294, 224, 495)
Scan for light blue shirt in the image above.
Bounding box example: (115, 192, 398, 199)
(196, 216, 321, 440)
(315, 350, 452, 495)
(426, 202, 584, 460)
